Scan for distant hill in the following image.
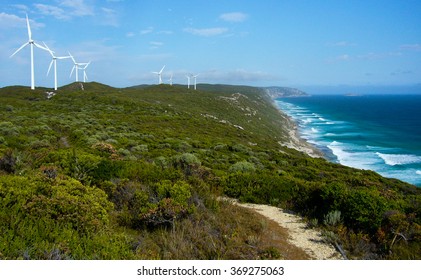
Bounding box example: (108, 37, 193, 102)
(59, 82, 116, 92)
(262, 86, 309, 98)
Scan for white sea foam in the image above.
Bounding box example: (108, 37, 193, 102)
(416, 170, 421, 175)
(327, 141, 382, 170)
(376, 152, 421, 166)
(327, 141, 357, 166)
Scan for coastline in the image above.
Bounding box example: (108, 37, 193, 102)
(273, 95, 421, 187)
(275, 102, 324, 158)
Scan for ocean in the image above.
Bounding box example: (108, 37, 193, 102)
(275, 95, 421, 187)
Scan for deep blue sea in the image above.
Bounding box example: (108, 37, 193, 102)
(275, 95, 421, 186)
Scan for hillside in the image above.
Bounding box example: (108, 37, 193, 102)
(263, 86, 309, 98)
(0, 83, 419, 260)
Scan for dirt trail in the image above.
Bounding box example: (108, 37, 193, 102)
(233, 201, 342, 260)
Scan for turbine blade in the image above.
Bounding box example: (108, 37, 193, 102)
(26, 14, 32, 40)
(84, 72, 88, 81)
(159, 65, 166, 74)
(10, 42, 29, 57)
(70, 66, 75, 78)
(68, 52, 76, 63)
(56, 56, 71, 59)
(47, 60, 54, 76)
(43, 42, 54, 56)
(34, 42, 48, 51)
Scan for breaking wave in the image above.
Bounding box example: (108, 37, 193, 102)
(376, 152, 421, 166)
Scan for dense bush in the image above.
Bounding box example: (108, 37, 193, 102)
(0, 175, 112, 233)
(112, 179, 194, 229)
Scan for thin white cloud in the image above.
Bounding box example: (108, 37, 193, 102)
(0, 12, 44, 29)
(34, 0, 94, 19)
(326, 54, 351, 63)
(337, 54, 351, 60)
(203, 69, 277, 82)
(101, 7, 119, 27)
(140, 27, 154, 35)
(149, 41, 163, 49)
(357, 52, 402, 60)
(157, 30, 174, 35)
(59, 0, 95, 17)
(183, 27, 228, 37)
(11, 4, 29, 11)
(400, 44, 421, 52)
(219, 12, 248, 22)
(34, 4, 70, 20)
(126, 32, 135, 38)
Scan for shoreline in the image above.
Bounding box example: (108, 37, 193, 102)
(265, 94, 324, 158)
(277, 105, 324, 158)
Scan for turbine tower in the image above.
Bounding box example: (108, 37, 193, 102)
(168, 73, 173, 86)
(69, 52, 87, 82)
(43, 42, 71, 91)
(10, 14, 48, 90)
(192, 74, 199, 90)
(152, 65, 165, 84)
(186, 74, 191, 89)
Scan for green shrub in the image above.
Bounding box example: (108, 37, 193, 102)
(342, 189, 388, 233)
(173, 153, 201, 168)
(324, 210, 342, 227)
(0, 149, 25, 174)
(0, 121, 20, 136)
(229, 161, 256, 173)
(0, 175, 113, 234)
(113, 180, 194, 229)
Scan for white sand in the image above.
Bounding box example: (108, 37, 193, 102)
(230, 200, 342, 260)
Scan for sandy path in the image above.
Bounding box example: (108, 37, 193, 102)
(232, 201, 342, 260)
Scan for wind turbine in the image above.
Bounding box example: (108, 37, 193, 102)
(152, 65, 165, 84)
(43, 42, 71, 91)
(168, 73, 173, 86)
(69, 52, 87, 82)
(80, 62, 91, 83)
(192, 73, 199, 90)
(186, 74, 191, 89)
(10, 14, 48, 90)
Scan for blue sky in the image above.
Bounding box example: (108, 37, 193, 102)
(1, 0, 421, 91)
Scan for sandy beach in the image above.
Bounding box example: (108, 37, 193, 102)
(235, 201, 342, 260)
(278, 106, 324, 158)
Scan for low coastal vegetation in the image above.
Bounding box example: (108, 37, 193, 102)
(0, 83, 419, 259)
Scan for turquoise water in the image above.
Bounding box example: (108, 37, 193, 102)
(275, 95, 421, 186)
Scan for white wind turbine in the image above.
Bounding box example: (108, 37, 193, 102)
(69, 52, 87, 82)
(186, 74, 191, 89)
(152, 65, 165, 84)
(168, 73, 173, 86)
(43, 42, 71, 91)
(192, 73, 199, 90)
(10, 14, 48, 90)
(80, 62, 91, 83)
